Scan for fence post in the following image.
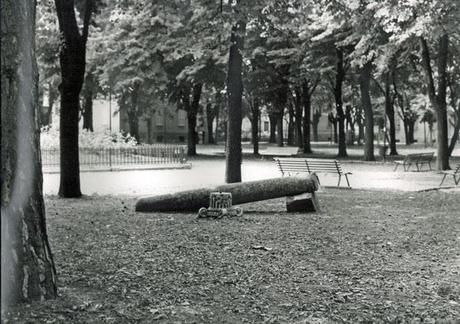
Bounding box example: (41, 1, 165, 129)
(109, 147, 112, 169)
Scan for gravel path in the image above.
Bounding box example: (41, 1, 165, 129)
(43, 159, 459, 196)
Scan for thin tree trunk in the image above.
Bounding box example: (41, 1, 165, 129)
(269, 114, 277, 143)
(206, 103, 215, 144)
(287, 102, 295, 146)
(302, 82, 312, 153)
(294, 87, 303, 149)
(128, 83, 140, 142)
(225, 20, 245, 183)
(82, 70, 94, 131)
(385, 72, 398, 155)
(360, 62, 375, 161)
(312, 110, 321, 142)
(420, 35, 450, 170)
(334, 48, 347, 157)
(55, 0, 93, 197)
(1, 0, 57, 305)
(448, 108, 459, 156)
(276, 111, 284, 147)
(251, 98, 260, 155)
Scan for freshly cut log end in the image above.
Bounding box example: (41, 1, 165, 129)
(135, 176, 319, 213)
(286, 192, 320, 213)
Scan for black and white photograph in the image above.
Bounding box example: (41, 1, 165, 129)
(1, 0, 459, 322)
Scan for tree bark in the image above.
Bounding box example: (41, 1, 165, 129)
(55, 0, 93, 197)
(251, 98, 260, 155)
(206, 103, 215, 144)
(359, 62, 375, 161)
(269, 113, 277, 143)
(276, 111, 284, 147)
(312, 110, 321, 142)
(1, 0, 57, 305)
(128, 83, 140, 142)
(40, 83, 56, 127)
(294, 87, 303, 149)
(136, 176, 319, 212)
(302, 81, 313, 153)
(287, 101, 295, 146)
(225, 20, 246, 183)
(420, 35, 450, 170)
(82, 70, 95, 131)
(334, 48, 347, 157)
(187, 83, 202, 156)
(384, 71, 398, 155)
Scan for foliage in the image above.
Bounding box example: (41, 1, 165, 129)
(40, 126, 137, 149)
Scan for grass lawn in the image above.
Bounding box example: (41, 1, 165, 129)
(3, 189, 460, 323)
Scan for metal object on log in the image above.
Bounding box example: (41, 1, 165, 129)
(198, 192, 243, 218)
(135, 176, 319, 213)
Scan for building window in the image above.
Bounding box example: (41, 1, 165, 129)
(178, 109, 186, 127)
(264, 121, 269, 132)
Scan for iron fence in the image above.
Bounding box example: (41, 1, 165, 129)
(41, 145, 187, 169)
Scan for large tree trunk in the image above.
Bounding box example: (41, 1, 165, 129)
(302, 81, 313, 153)
(360, 62, 375, 161)
(187, 83, 202, 156)
(294, 87, 303, 149)
(55, 0, 93, 197)
(1, 0, 57, 305)
(269, 114, 277, 143)
(82, 70, 95, 131)
(136, 176, 319, 212)
(420, 35, 450, 170)
(251, 98, 260, 155)
(225, 20, 246, 183)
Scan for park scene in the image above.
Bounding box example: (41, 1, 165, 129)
(2, 0, 460, 323)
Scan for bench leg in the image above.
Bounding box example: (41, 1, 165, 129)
(337, 175, 341, 187)
(345, 174, 351, 188)
(394, 164, 399, 171)
(439, 173, 448, 187)
(455, 175, 460, 186)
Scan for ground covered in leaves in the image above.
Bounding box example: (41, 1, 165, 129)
(3, 189, 460, 323)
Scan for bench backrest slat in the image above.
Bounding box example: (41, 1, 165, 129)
(274, 158, 344, 175)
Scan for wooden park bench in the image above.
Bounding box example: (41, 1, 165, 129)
(274, 158, 352, 188)
(439, 162, 460, 187)
(393, 152, 434, 172)
(260, 146, 299, 157)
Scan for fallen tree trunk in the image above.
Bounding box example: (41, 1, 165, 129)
(136, 176, 319, 212)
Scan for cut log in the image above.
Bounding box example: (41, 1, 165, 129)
(136, 176, 319, 212)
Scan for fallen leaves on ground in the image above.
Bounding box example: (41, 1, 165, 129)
(2, 190, 460, 323)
